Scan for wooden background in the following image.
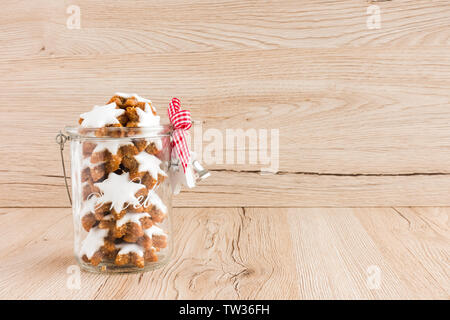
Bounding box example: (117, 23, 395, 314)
(0, 0, 448, 299)
(1, 0, 450, 207)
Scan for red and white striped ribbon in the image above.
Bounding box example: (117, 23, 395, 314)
(168, 97, 192, 172)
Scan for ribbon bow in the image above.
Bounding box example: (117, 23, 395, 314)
(168, 97, 192, 172)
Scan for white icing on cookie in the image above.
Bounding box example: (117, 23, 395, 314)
(116, 243, 144, 257)
(154, 139, 163, 150)
(144, 190, 167, 213)
(146, 138, 163, 151)
(114, 92, 133, 99)
(116, 212, 150, 227)
(102, 214, 114, 221)
(82, 157, 105, 169)
(144, 225, 166, 237)
(80, 195, 99, 218)
(135, 151, 167, 179)
(94, 172, 145, 213)
(80, 102, 124, 128)
(82, 157, 91, 169)
(80, 227, 108, 259)
(136, 103, 160, 127)
(115, 92, 152, 104)
(92, 140, 132, 156)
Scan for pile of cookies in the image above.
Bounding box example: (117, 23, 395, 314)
(77, 93, 169, 269)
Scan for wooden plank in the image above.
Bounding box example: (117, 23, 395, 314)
(287, 207, 450, 299)
(0, 207, 447, 299)
(3, 170, 450, 208)
(356, 207, 450, 299)
(1, 47, 450, 206)
(0, 207, 300, 299)
(1, 0, 449, 59)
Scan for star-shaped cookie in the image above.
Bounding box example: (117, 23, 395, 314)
(95, 172, 145, 212)
(92, 140, 133, 156)
(136, 103, 160, 127)
(135, 151, 167, 180)
(80, 102, 125, 128)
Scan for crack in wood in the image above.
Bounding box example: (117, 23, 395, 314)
(210, 169, 450, 177)
(23, 171, 450, 185)
(227, 207, 252, 298)
(93, 277, 110, 300)
(42, 174, 69, 179)
(392, 207, 411, 229)
(0, 182, 64, 186)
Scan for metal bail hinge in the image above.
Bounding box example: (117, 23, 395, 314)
(192, 160, 210, 180)
(55, 131, 72, 205)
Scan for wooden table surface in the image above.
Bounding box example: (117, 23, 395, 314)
(0, 207, 448, 299)
(0, 1, 449, 299)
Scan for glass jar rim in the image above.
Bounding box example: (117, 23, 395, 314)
(65, 124, 172, 140)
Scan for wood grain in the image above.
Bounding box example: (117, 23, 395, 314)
(1, 1, 449, 207)
(356, 207, 450, 299)
(1, 0, 449, 59)
(1, 1, 448, 301)
(289, 208, 450, 299)
(4, 170, 450, 208)
(0, 207, 447, 299)
(1, 47, 450, 207)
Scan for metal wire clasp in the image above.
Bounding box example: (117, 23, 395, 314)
(55, 131, 72, 205)
(170, 156, 210, 181)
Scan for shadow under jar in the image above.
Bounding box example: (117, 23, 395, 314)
(65, 125, 173, 273)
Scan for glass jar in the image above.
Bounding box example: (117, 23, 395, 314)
(65, 125, 173, 273)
